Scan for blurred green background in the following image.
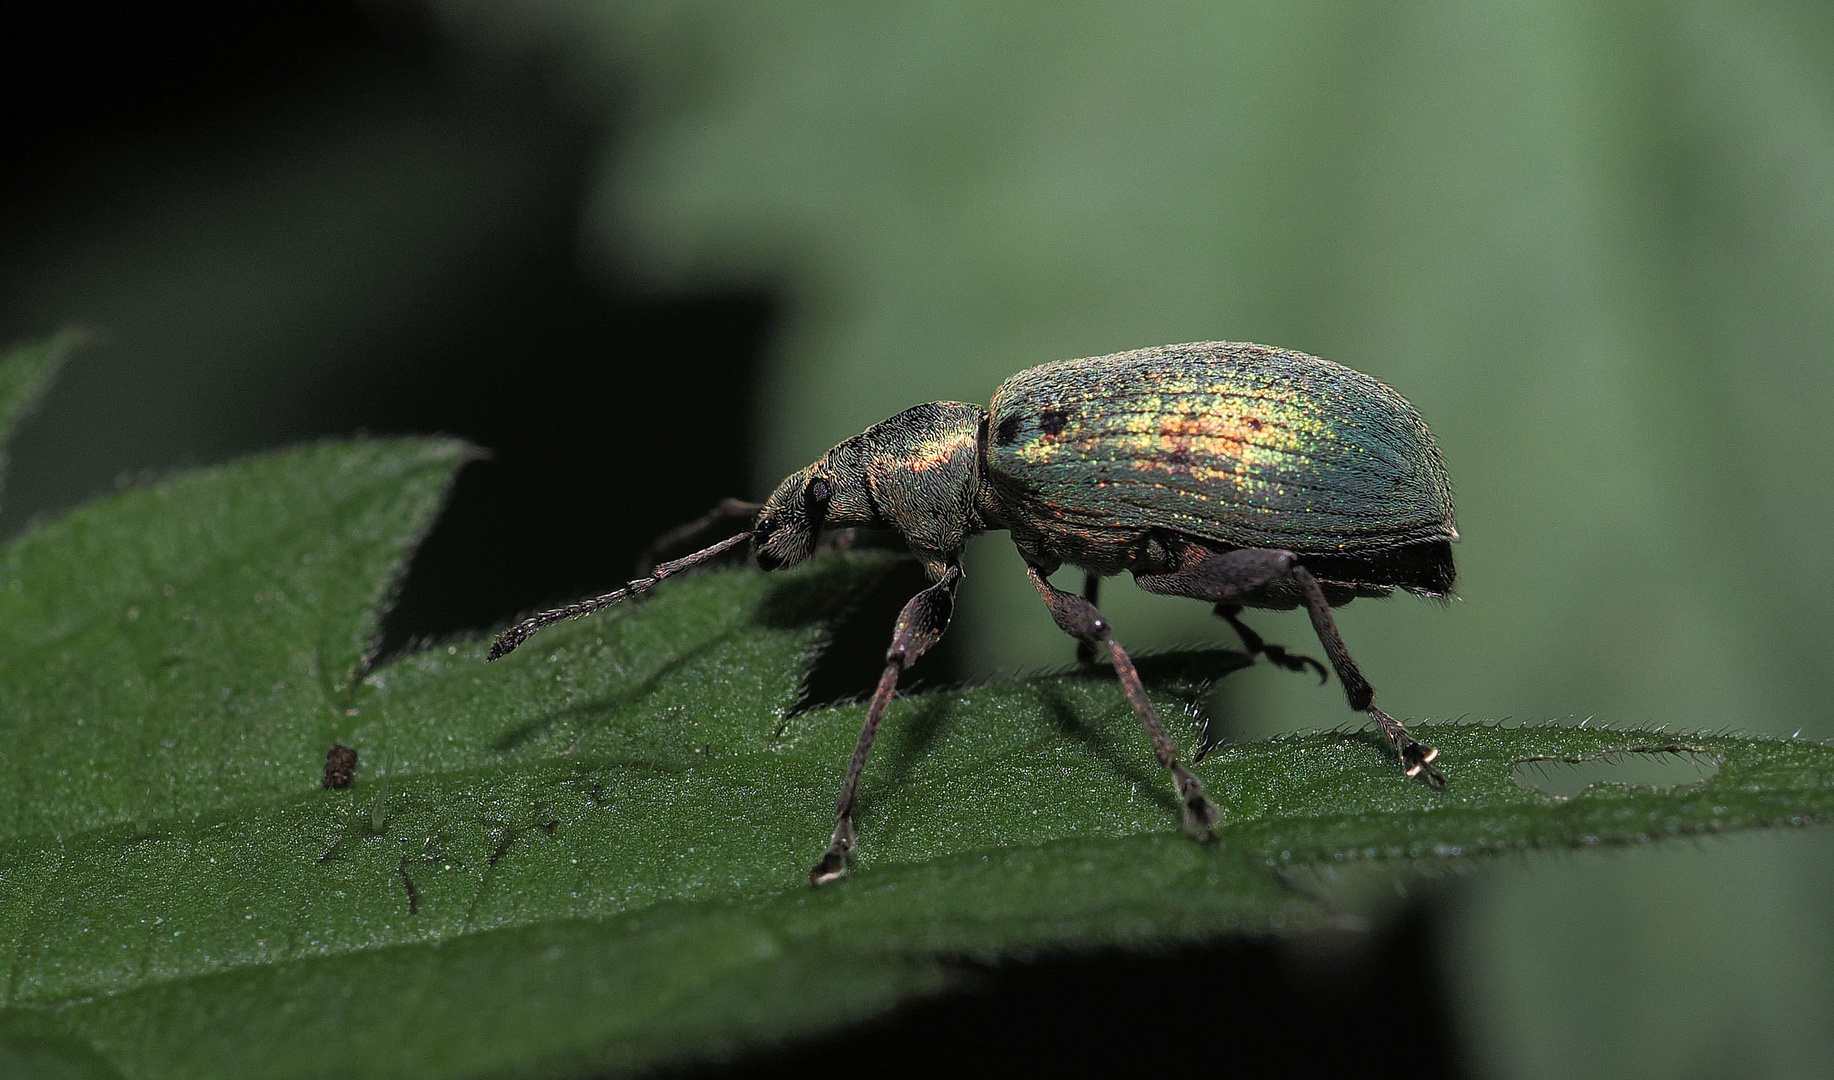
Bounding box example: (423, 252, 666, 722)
(8, 2, 1834, 1076)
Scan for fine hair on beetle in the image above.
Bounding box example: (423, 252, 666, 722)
(489, 341, 1458, 887)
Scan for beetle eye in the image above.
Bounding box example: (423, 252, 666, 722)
(805, 478, 833, 519)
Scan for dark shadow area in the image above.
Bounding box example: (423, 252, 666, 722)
(851, 693, 957, 807)
(344, 279, 774, 658)
(485, 637, 730, 756)
(751, 547, 908, 632)
(1031, 682, 1179, 815)
(1123, 646, 1256, 689)
(782, 552, 968, 713)
(0, 1, 776, 661)
(669, 896, 1465, 1080)
(1, 2, 385, 181)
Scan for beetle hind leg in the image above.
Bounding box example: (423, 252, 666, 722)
(1134, 544, 1443, 788)
(1214, 602, 1327, 683)
(1290, 564, 1444, 788)
(1027, 567, 1217, 837)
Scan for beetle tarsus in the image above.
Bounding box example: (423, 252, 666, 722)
(1398, 742, 1445, 788)
(1369, 705, 1445, 788)
(1262, 644, 1328, 683)
(1393, 737, 1437, 788)
(1396, 735, 1445, 788)
(1215, 602, 1327, 683)
(1172, 762, 1218, 837)
(810, 817, 855, 886)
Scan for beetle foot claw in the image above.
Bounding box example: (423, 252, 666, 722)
(1261, 644, 1329, 684)
(1399, 739, 1445, 789)
(809, 818, 854, 887)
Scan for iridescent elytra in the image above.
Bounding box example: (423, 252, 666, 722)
(490, 342, 1458, 886)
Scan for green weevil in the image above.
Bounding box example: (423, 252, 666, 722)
(489, 341, 1458, 886)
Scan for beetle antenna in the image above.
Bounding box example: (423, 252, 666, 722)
(487, 530, 753, 660)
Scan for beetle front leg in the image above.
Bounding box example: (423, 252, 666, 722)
(810, 564, 962, 887)
(1025, 567, 1216, 837)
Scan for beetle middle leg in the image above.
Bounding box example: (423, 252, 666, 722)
(810, 563, 962, 887)
(1025, 566, 1217, 837)
(1214, 602, 1326, 683)
(1074, 572, 1101, 666)
(1134, 545, 1444, 787)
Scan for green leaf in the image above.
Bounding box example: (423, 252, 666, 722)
(0, 436, 474, 844)
(3, 343, 1833, 1078)
(0, 332, 82, 505)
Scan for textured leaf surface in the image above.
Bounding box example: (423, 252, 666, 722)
(2, 523, 1831, 1077)
(0, 438, 473, 843)
(1, 338, 1832, 1078)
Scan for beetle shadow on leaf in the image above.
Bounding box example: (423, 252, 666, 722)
(0, 1015, 125, 1080)
(1131, 648, 1255, 763)
(855, 694, 956, 819)
(753, 556, 895, 630)
(1128, 648, 1255, 694)
(757, 552, 964, 717)
(1029, 682, 1178, 815)
(1035, 649, 1256, 813)
(487, 636, 727, 756)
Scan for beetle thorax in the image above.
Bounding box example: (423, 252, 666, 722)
(753, 401, 987, 575)
(857, 401, 986, 566)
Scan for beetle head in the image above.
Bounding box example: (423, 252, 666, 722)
(754, 403, 987, 571)
(753, 439, 876, 571)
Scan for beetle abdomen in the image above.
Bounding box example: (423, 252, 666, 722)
(985, 342, 1457, 564)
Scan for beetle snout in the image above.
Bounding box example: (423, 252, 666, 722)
(752, 517, 785, 571)
(751, 511, 816, 572)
